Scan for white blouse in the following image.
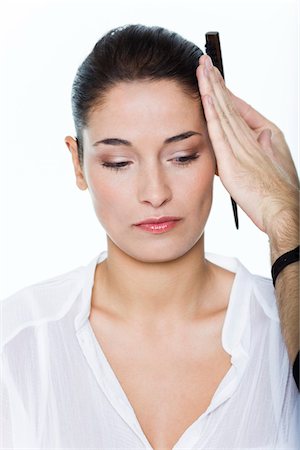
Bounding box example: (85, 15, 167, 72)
(1, 250, 299, 449)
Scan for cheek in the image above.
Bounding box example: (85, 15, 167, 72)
(85, 151, 215, 223)
(183, 153, 215, 196)
(85, 166, 132, 224)
(181, 155, 215, 222)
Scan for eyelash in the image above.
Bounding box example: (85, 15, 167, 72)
(101, 153, 200, 172)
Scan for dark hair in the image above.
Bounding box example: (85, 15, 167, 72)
(71, 24, 204, 167)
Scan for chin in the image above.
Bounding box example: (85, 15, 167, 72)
(108, 232, 204, 264)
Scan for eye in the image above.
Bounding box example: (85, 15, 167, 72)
(173, 153, 200, 167)
(101, 161, 129, 172)
(101, 152, 200, 172)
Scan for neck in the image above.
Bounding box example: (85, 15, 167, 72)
(92, 234, 219, 325)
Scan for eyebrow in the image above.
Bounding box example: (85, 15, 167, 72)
(92, 130, 203, 147)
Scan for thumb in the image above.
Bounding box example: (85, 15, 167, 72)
(257, 128, 273, 152)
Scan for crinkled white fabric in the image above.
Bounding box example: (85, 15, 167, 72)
(1, 250, 299, 449)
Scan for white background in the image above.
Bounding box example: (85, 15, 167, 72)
(0, 0, 298, 298)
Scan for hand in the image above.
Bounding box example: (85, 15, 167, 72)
(196, 55, 299, 234)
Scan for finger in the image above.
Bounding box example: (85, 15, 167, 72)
(197, 60, 257, 158)
(208, 66, 280, 135)
(204, 62, 259, 143)
(196, 64, 239, 144)
(198, 56, 249, 135)
(199, 56, 300, 192)
(257, 128, 273, 152)
(225, 83, 289, 157)
(257, 129, 299, 189)
(197, 59, 236, 155)
(227, 89, 275, 132)
(256, 128, 276, 163)
(199, 55, 271, 132)
(200, 93, 235, 172)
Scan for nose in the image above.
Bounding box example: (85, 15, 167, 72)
(137, 162, 172, 207)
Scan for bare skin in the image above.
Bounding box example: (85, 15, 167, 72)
(266, 209, 299, 363)
(89, 248, 235, 450)
(65, 59, 299, 448)
(65, 80, 238, 449)
(197, 54, 299, 364)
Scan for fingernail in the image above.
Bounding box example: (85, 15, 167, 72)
(206, 95, 213, 105)
(205, 56, 213, 70)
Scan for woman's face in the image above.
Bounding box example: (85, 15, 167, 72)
(67, 80, 216, 262)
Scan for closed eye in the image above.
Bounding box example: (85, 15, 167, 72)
(101, 153, 200, 172)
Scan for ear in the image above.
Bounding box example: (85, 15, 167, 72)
(65, 136, 88, 190)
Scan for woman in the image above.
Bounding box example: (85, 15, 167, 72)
(1, 25, 298, 449)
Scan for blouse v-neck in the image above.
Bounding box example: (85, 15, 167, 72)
(3, 249, 298, 448)
(75, 250, 253, 449)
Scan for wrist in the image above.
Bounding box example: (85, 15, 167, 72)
(271, 245, 299, 287)
(266, 207, 299, 263)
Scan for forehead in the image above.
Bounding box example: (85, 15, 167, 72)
(85, 80, 204, 137)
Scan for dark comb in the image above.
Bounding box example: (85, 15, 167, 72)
(205, 32, 239, 230)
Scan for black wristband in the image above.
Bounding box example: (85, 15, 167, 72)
(271, 245, 299, 287)
(293, 351, 299, 390)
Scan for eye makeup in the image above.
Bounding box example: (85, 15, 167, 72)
(100, 152, 200, 172)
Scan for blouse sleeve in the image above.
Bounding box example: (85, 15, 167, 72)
(0, 359, 13, 449)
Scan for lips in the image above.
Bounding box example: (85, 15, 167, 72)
(134, 218, 181, 234)
(134, 216, 181, 225)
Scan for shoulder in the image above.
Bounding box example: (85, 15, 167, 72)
(1, 264, 86, 352)
(206, 251, 278, 320)
(250, 272, 279, 321)
(237, 268, 281, 337)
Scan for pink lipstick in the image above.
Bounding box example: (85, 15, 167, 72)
(134, 216, 182, 234)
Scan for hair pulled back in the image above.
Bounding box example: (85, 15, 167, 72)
(71, 24, 203, 166)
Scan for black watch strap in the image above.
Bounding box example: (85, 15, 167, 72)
(271, 245, 299, 287)
(293, 350, 299, 390)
